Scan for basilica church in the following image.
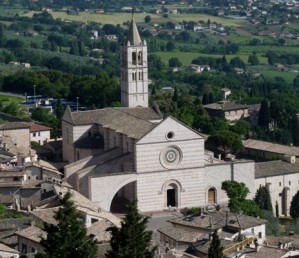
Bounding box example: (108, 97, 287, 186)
(62, 17, 255, 213)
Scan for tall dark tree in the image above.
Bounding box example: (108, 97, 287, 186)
(56, 97, 64, 120)
(258, 99, 271, 128)
(106, 201, 156, 258)
(290, 114, 299, 147)
(173, 86, 179, 103)
(290, 191, 299, 219)
(38, 192, 98, 258)
(208, 230, 224, 258)
(254, 186, 273, 211)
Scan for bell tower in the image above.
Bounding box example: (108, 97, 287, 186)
(121, 16, 148, 107)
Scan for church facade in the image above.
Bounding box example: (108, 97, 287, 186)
(62, 18, 255, 213)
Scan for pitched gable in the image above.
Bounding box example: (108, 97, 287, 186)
(62, 106, 73, 124)
(135, 117, 205, 173)
(137, 116, 203, 144)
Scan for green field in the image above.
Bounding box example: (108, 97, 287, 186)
(22, 11, 160, 25)
(152, 51, 267, 66)
(248, 65, 298, 83)
(0, 94, 24, 104)
(22, 11, 246, 27)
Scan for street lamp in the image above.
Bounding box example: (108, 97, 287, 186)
(76, 97, 79, 111)
(33, 85, 36, 106)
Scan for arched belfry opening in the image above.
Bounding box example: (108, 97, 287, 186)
(132, 52, 137, 65)
(163, 180, 181, 209)
(208, 187, 216, 204)
(138, 51, 142, 65)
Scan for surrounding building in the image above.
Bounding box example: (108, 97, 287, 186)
(0, 242, 20, 258)
(23, 122, 51, 145)
(157, 210, 267, 258)
(255, 160, 299, 216)
(203, 101, 249, 121)
(243, 139, 299, 162)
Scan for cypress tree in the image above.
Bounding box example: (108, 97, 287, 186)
(254, 186, 273, 211)
(172, 86, 179, 103)
(38, 192, 98, 258)
(258, 99, 271, 128)
(56, 97, 64, 120)
(106, 201, 156, 258)
(290, 114, 299, 147)
(208, 230, 224, 258)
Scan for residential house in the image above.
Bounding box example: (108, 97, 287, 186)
(16, 225, 45, 256)
(158, 211, 266, 257)
(189, 64, 210, 73)
(203, 101, 249, 121)
(0, 242, 20, 258)
(23, 122, 51, 145)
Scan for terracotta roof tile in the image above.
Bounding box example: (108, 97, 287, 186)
(15, 225, 46, 242)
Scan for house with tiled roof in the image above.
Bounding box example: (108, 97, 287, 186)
(0, 242, 20, 257)
(159, 211, 266, 257)
(203, 101, 249, 121)
(22, 122, 51, 145)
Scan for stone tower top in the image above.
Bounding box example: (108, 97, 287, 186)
(127, 16, 142, 46)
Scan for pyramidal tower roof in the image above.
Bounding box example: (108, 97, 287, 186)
(127, 16, 142, 45)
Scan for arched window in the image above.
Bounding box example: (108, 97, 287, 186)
(208, 188, 216, 203)
(132, 73, 135, 81)
(138, 51, 142, 65)
(132, 52, 137, 65)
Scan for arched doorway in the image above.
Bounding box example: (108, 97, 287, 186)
(208, 188, 216, 204)
(167, 183, 177, 207)
(163, 180, 181, 209)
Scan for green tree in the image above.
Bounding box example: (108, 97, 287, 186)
(254, 186, 273, 211)
(208, 230, 224, 258)
(290, 191, 299, 219)
(172, 86, 179, 103)
(206, 130, 243, 158)
(144, 15, 151, 23)
(230, 120, 250, 137)
(106, 201, 156, 258)
(168, 57, 182, 68)
(38, 192, 98, 258)
(258, 99, 271, 128)
(222, 180, 261, 217)
(56, 97, 64, 120)
(290, 114, 299, 147)
(166, 41, 175, 51)
(2, 101, 20, 116)
(248, 54, 259, 65)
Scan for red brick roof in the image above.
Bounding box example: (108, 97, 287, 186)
(23, 122, 51, 133)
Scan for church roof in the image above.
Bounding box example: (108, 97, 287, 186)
(255, 160, 299, 178)
(67, 107, 161, 140)
(127, 16, 142, 45)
